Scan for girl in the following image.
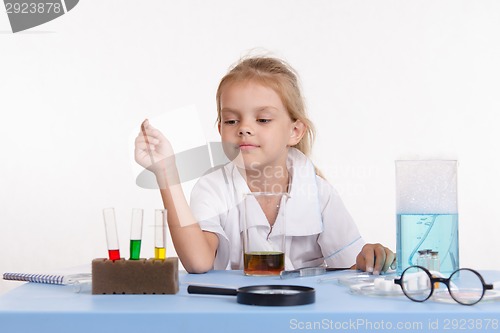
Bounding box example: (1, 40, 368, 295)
(135, 56, 394, 274)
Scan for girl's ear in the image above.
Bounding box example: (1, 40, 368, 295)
(288, 120, 306, 146)
(218, 122, 221, 134)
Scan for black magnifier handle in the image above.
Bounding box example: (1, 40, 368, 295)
(187, 285, 238, 296)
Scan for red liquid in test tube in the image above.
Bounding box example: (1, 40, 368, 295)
(103, 208, 121, 260)
(108, 249, 120, 260)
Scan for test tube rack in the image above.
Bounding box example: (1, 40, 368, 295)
(91, 257, 179, 295)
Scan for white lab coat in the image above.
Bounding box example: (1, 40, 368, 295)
(190, 148, 365, 270)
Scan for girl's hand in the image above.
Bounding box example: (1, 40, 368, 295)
(355, 243, 395, 275)
(134, 119, 175, 175)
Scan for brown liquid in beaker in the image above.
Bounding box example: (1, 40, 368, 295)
(244, 251, 284, 276)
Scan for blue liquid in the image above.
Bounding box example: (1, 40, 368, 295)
(397, 214, 459, 275)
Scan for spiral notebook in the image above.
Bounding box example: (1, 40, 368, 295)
(3, 272, 91, 285)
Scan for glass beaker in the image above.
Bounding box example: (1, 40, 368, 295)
(242, 192, 289, 276)
(395, 160, 459, 275)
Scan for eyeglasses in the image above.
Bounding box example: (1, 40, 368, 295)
(394, 266, 494, 305)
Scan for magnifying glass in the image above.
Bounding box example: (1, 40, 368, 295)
(187, 284, 315, 306)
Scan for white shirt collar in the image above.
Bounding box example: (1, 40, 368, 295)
(226, 148, 323, 236)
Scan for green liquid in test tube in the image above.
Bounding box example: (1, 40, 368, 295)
(130, 239, 142, 259)
(129, 208, 144, 260)
(155, 209, 167, 259)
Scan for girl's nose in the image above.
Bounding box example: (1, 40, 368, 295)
(238, 124, 254, 136)
(238, 128, 253, 136)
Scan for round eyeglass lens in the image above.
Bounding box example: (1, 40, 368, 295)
(448, 269, 485, 305)
(401, 266, 432, 302)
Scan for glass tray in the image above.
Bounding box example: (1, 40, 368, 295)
(432, 289, 500, 304)
(349, 282, 404, 297)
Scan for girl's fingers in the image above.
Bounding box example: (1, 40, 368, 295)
(134, 134, 157, 154)
(372, 245, 386, 275)
(364, 253, 374, 274)
(357, 244, 395, 275)
(381, 248, 395, 272)
(135, 134, 159, 146)
(141, 119, 161, 138)
(357, 246, 374, 273)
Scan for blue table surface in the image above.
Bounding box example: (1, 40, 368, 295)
(2, 269, 500, 333)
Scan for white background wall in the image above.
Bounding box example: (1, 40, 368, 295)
(1, 0, 499, 294)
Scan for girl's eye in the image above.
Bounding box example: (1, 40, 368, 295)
(257, 119, 271, 123)
(223, 120, 238, 125)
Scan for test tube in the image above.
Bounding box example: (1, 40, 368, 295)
(155, 209, 167, 259)
(103, 208, 121, 260)
(129, 208, 144, 260)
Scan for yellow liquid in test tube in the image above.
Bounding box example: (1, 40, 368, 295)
(155, 209, 167, 260)
(155, 247, 166, 259)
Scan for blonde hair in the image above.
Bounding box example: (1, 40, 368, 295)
(216, 56, 316, 157)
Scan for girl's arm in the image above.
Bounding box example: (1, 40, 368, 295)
(156, 172, 219, 273)
(135, 120, 218, 273)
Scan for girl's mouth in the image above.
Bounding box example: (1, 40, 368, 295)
(239, 144, 259, 150)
